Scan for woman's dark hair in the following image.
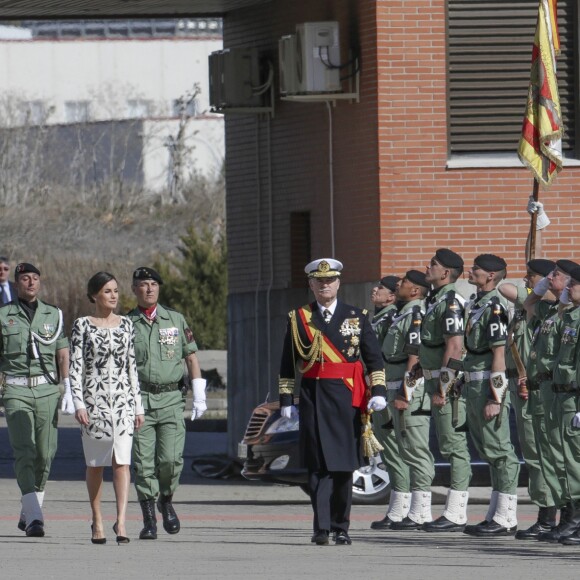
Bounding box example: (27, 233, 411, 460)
(87, 271, 117, 304)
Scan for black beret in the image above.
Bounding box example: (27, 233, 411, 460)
(405, 269, 430, 289)
(474, 254, 507, 272)
(435, 248, 464, 270)
(133, 267, 163, 285)
(570, 266, 580, 284)
(556, 259, 579, 275)
(14, 263, 40, 278)
(527, 258, 556, 277)
(379, 275, 400, 292)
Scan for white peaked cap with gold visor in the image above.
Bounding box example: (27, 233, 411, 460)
(305, 258, 343, 279)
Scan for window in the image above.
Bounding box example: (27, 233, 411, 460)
(127, 99, 153, 118)
(290, 212, 311, 288)
(20, 100, 47, 125)
(64, 101, 90, 123)
(447, 0, 577, 156)
(172, 98, 199, 118)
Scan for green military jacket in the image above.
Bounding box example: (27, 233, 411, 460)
(371, 303, 397, 345)
(554, 305, 580, 387)
(127, 304, 198, 410)
(382, 299, 423, 381)
(419, 283, 465, 370)
(505, 286, 533, 373)
(0, 299, 68, 399)
(527, 300, 561, 379)
(463, 288, 508, 372)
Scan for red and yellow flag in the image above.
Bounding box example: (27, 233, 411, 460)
(518, 0, 563, 186)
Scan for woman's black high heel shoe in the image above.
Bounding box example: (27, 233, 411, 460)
(113, 521, 130, 545)
(91, 523, 107, 545)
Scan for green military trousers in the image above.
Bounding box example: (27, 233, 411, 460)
(424, 377, 471, 491)
(553, 392, 580, 503)
(373, 390, 410, 492)
(464, 379, 519, 494)
(132, 395, 186, 500)
(391, 381, 434, 491)
(3, 386, 60, 495)
(509, 380, 555, 508)
(529, 381, 567, 506)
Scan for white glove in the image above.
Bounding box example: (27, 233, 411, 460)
(367, 396, 387, 412)
(60, 378, 75, 415)
(533, 277, 550, 296)
(572, 412, 580, 428)
(190, 378, 207, 421)
(527, 197, 550, 230)
(560, 286, 571, 305)
(280, 405, 293, 419)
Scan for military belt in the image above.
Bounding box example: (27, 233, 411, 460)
(386, 380, 402, 390)
(464, 370, 491, 382)
(140, 382, 180, 394)
(552, 383, 580, 394)
(536, 372, 553, 382)
(5, 375, 51, 387)
(423, 369, 440, 380)
(526, 379, 540, 391)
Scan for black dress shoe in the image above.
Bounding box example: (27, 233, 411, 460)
(312, 530, 329, 545)
(17, 518, 26, 532)
(334, 531, 352, 545)
(370, 516, 395, 530)
(25, 520, 45, 537)
(471, 520, 517, 537)
(463, 520, 489, 536)
(157, 495, 180, 534)
(423, 516, 465, 533)
(390, 517, 423, 530)
(515, 521, 553, 540)
(559, 531, 580, 545)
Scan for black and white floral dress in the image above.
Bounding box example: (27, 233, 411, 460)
(69, 316, 144, 467)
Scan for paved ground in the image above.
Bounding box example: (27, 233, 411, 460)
(0, 419, 578, 579)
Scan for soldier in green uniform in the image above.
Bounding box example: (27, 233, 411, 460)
(128, 267, 207, 540)
(0, 263, 70, 538)
(553, 266, 580, 545)
(369, 274, 413, 530)
(462, 254, 520, 537)
(370, 275, 400, 344)
(379, 271, 434, 530)
(498, 258, 557, 540)
(523, 259, 579, 542)
(419, 249, 472, 533)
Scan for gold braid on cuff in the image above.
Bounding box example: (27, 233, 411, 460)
(279, 378, 295, 394)
(369, 370, 386, 387)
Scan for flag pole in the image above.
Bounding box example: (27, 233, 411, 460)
(527, 180, 539, 262)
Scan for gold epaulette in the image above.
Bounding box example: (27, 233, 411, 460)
(279, 377, 295, 394)
(369, 369, 386, 387)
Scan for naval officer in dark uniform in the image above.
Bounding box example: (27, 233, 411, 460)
(278, 258, 386, 546)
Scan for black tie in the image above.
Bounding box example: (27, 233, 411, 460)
(323, 309, 332, 323)
(0, 285, 6, 305)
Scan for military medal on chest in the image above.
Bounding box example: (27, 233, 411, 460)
(159, 327, 179, 346)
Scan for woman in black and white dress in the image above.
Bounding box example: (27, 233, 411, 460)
(67, 272, 144, 544)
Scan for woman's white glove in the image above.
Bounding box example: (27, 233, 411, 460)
(280, 405, 293, 419)
(60, 378, 75, 415)
(527, 197, 551, 230)
(533, 277, 550, 296)
(190, 378, 207, 421)
(367, 396, 387, 412)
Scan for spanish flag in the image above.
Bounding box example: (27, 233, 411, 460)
(518, 0, 563, 187)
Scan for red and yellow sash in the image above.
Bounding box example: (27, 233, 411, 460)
(297, 305, 367, 410)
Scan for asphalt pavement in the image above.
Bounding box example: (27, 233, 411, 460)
(0, 416, 578, 579)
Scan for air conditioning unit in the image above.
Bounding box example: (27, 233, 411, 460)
(278, 35, 298, 95)
(295, 21, 341, 93)
(208, 47, 263, 109)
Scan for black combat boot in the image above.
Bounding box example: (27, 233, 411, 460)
(139, 498, 158, 540)
(538, 502, 580, 543)
(515, 506, 557, 540)
(157, 494, 180, 534)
